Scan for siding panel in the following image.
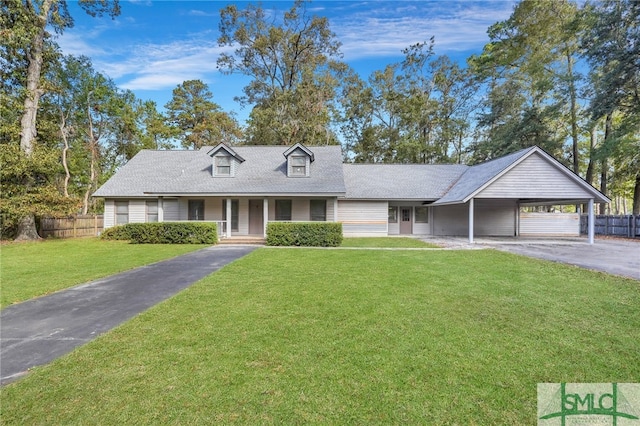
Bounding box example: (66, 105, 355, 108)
(129, 200, 146, 223)
(474, 199, 516, 236)
(433, 200, 515, 236)
(104, 199, 115, 228)
(478, 153, 593, 199)
(338, 200, 388, 236)
(163, 200, 179, 221)
(292, 199, 310, 221)
(520, 212, 579, 236)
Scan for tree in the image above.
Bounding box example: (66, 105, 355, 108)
(164, 80, 242, 149)
(340, 40, 477, 164)
(5, 0, 120, 239)
(217, 0, 346, 145)
(468, 0, 584, 165)
(582, 0, 640, 213)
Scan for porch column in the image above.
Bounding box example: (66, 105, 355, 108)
(468, 198, 475, 244)
(158, 197, 164, 223)
(333, 198, 339, 222)
(263, 198, 269, 237)
(588, 198, 595, 245)
(226, 198, 232, 238)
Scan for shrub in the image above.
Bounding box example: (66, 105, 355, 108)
(266, 222, 343, 247)
(101, 222, 217, 244)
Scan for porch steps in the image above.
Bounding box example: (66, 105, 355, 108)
(218, 237, 266, 245)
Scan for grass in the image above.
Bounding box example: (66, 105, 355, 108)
(1, 248, 638, 424)
(341, 237, 440, 248)
(0, 238, 207, 308)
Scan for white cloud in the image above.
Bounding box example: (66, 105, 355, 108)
(331, 2, 516, 59)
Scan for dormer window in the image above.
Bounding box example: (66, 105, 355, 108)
(283, 143, 314, 178)
(290, 155, 306, 176)
(215, 155, 231, 176)
(206, 143, 245, 178)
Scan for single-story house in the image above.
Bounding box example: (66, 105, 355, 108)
(93, 143, 609, 243)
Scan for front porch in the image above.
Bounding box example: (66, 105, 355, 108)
(155, 196, 339, 239)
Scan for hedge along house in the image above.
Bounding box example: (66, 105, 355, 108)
(93, 143, 609, 244)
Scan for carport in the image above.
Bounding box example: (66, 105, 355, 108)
(430, 147, 610, 244)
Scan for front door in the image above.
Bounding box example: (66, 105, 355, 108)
(400, 207, 412, 234)
(248, 199, 264, 235)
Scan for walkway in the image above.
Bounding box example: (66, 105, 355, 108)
(0, 245, 257, 385)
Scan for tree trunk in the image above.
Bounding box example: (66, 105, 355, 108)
(60, 108, 71, 197)
(14, 215, 41, 241)
(582, 126, 597, 212)
(599, 113, 612, 215)
(567, 52, 579, 174)
(15, 0, 53, 241)
(633, 174, 640, 215)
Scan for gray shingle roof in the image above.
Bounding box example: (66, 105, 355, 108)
(93, 145, 346, 197)
(342, 163, 469, 200)
(431, 147, 534, 205)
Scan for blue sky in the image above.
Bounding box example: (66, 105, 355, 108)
(58, 1, 516, 123)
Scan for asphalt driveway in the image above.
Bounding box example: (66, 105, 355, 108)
(0, 245, 256, 385)
(425, 236, 639, 280)
(481, 237, 639, 280)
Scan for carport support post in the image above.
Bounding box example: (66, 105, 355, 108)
(468, 198, 474, 244)
(588, 198, 595, 244)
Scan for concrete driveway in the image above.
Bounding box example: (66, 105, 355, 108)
(424, 236, 639, 280)
(0, 245, 257, 385)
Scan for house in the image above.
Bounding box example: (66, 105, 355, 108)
(93, 143, 609, 243)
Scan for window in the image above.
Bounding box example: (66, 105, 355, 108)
(146, 200, 158, 222)
(222, 199, 239, 231)
(115, 201, 129, 225)
(310, 200, 326, 221)
(415, 206, 429, 223)
(275, 199, 292, 221)
(290, 156, 306, 176)
(188, 200, 205, 220)
(388, 206, 398, 223)
(215, 156, 231, 176)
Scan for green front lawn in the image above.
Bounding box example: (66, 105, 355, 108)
(2, 248, 638, 424)
(0, 238, 207, 308)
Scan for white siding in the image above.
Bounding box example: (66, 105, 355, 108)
(478, 153, 593, 199)
(433, 204, 468, 236)
(104, 199, 115, 228)
(327, 198, 336, 222)
(178, 199, 188, 220)
(433, 200, 515, 236)
(520, 212, 579, 236)
(163, 199, 179, 221)
(474, 199, 516, 236)
(338, 200, 388, 236)
(204, 198, 218, 220)
(129, 200, 146, 223)
(292, 199, 310, 221)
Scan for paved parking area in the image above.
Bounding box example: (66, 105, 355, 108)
(423, 236, 639, 280)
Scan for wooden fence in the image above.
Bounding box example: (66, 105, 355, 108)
(580, 215, 640, 238)
(40, 215, 104, 238)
